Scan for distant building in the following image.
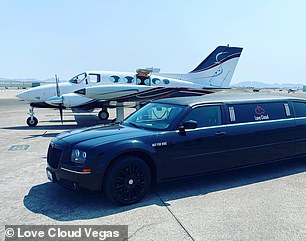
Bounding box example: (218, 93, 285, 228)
(31, 82, 40, 87)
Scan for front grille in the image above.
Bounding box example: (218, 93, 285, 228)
(47, 144, 63, 169)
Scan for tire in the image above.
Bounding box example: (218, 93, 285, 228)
(103, 156, 151, 205)
(98, 110, 109, 120)
(26, 117, 38, 127)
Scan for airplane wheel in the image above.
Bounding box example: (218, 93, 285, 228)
(26, 117, 38, 127)
(98, 110, 109, 120)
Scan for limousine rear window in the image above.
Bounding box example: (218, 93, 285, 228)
(229, 102, 288, 123)
(292, 101, 306, 117)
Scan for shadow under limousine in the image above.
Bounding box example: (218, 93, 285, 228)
(23, 158, 306, 221)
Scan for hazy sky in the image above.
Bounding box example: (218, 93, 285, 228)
(0, 0, 305, 84)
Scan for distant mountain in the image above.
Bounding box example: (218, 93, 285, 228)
(0, 77, 67, 83)
(0, 77, 303, 88)
(231, 81, 304, 89)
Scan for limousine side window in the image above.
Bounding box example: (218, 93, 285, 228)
(229, 102, 288, 123)
(185, 106, 222, 128)
(292, 102, 306, 117)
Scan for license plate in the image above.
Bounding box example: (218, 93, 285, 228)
(47, 170, 53, 182)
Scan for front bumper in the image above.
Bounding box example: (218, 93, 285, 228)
(46, 164, 103, 191)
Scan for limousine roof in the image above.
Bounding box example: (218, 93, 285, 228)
(155, 93, 306, 106)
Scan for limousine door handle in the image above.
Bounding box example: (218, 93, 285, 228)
(214, 131, 226, 136)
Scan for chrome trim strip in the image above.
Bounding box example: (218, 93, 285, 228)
(294, 117, 306, 120)
(177, 118, 295, 132)
(229, 106, 236, 122)
(284, 103, 291, 117)
(225, 118, 295, 128)
(60, 167, 91, 174)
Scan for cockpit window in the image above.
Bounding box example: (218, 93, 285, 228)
(88, 74, 101, 83)
(69, 73, 87, 84)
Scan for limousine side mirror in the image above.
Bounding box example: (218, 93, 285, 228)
(178, 120, 198, 134)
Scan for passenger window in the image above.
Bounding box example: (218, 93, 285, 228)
(124, 76, 134, 83)
(185, 106, 222, 128)
(152, 78, 161, 85)
(230, 102, 288, 123)
(293, 102, 306, 117)
(109, 76, 120, 83)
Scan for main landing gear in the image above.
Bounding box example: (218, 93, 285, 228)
(98, 106, 125, 122)
(98, 108, 110, 120)
(26, 106, 38, 127)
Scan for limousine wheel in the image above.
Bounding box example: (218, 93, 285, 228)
(104, 156, 151, 205)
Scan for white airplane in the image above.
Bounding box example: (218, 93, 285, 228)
(16, 45, 243, 126)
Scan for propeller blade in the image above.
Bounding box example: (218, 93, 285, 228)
(55, 74, 60, 97)
(55, 74, 63, 124)
(59, 104, 63, 125)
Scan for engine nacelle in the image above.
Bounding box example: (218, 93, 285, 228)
(62, 93, 94, 108)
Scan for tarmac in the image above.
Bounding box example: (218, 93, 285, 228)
(0, 89, 305, 241)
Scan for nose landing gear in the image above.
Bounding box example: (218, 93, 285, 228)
(26, 106, 38, 127)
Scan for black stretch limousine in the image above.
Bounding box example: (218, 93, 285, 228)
(46, 94, 306, 205)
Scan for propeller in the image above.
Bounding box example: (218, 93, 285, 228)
(55, 74, 64, 125)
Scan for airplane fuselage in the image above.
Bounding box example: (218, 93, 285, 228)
(16, 70, 202, 108)
(15, 45, 243, 126)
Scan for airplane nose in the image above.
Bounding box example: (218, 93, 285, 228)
(16, 91, 28, 101)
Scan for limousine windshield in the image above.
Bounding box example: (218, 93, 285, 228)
(124, 103, 185, 130)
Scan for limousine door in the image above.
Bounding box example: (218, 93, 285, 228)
(226, 102, 296, 168)
(166, 105, 228, 178)
(291, 101, 306, 156)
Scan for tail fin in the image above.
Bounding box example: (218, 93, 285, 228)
(186, 45, 243, 88)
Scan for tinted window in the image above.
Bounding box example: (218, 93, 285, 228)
(124, 103, 184, 130)
(293, 102, 306, 117)
(230, 102, 287, 123)
(185, 106, 222, 128)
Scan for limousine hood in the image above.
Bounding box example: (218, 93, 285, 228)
(54, 124, 152, 148)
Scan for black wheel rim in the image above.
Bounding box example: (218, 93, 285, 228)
(114, 164, 146, 202)
(101, 113, 108, 118)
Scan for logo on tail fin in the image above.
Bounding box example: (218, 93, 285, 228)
(216, 51, 228, 63)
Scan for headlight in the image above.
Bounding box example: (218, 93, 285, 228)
(71, 148, 87, 164)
